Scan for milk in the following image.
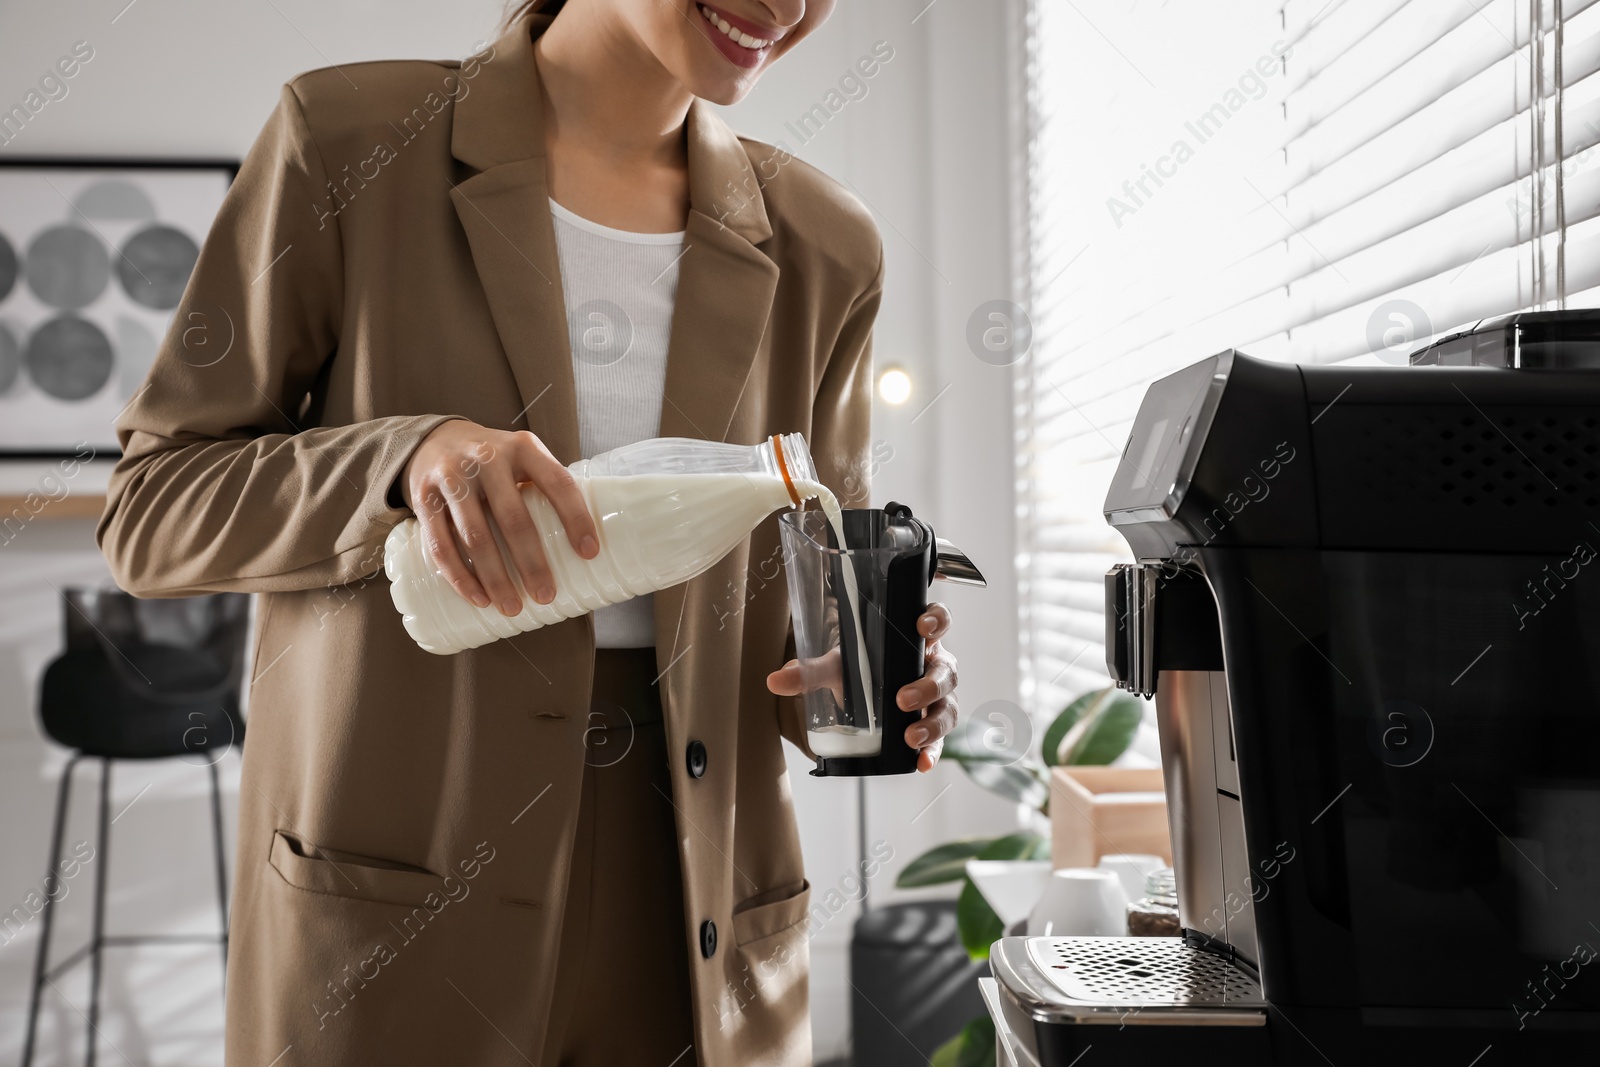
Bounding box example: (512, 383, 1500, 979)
(388, 471, 798, 653)
(790, 478, 882, 758)
(808, 723, 882, 758)
(384, 442, 884, 756)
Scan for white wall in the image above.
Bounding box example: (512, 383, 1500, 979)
(0, 1, 1018, 1063)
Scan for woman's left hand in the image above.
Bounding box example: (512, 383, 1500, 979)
(765, 602, 960, 773)
(900, 602, 958, 772)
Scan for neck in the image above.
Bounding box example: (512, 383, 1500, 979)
(534, 4, 694, 168)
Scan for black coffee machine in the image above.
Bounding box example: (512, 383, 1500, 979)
(985, 311, 1600, 1064)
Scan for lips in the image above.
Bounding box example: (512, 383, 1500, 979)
(697, 3, 782, 70)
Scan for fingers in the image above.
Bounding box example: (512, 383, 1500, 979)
(766, 650, 846, 703)
(766, 659, 803, 696)
(896, 642, 957, 711)
(516, 432, 599, 560)
(903, 625, 959, 774)
(906, 695, 958, 748)
(918, 602, 953, 642)
(482, 473, 555, 605)
(445, 489, 523, 616)
(909, 696, 958, 773)
(400, 422, 585, 610)
(416, 485, 490, 609)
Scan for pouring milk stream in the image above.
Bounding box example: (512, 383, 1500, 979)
(384, 434, 881, 754)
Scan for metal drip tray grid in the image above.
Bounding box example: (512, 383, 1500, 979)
(1027, 936, 1265, 1010)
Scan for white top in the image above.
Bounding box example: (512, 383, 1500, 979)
(548, 197, 686, 649)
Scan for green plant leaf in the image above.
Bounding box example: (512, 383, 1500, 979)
(896, 838, 997, 888)
(930, 1014, 998, 1067)
(977, 830, 1046, 862)
(957, 876, 1005, 960)
(1042, 688, 1113, 766)
(960, 759, 1050, 809)
(1060, 690, 1145, 766)
(956, 1014, 997, 1067)
(929, 1032, 963, 1067)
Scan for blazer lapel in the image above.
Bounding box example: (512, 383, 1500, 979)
(448, 15, 580, 462)
(656, 101, 780, 445)
(653, 103, 781, 672)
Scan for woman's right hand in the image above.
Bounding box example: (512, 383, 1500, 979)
(400, 421, 599, 616)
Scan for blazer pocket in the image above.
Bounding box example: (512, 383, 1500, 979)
(269, 830, 443, 907)
(732, 879, 811, 947)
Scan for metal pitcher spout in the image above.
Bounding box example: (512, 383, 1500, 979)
(934, 537, 987, 587)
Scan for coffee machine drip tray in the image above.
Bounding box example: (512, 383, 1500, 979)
(991, 935, 1266, 1027)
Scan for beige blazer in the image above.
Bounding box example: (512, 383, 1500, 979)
(97, 10, 882, 1065)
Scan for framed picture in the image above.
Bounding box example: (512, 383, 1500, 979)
(0, 157, 237, 458)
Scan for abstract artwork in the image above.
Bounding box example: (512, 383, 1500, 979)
(0, 160, 235, 456)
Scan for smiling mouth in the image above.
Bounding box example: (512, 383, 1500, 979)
(698, 4, 781, 51)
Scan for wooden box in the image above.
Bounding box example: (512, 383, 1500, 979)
(1048, 766, 1172, 869)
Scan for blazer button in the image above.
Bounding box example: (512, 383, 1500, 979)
(686, 739, 708, 779)
(700, 919, 718, 959)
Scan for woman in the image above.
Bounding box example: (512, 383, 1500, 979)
(98, 1, 961, 1064)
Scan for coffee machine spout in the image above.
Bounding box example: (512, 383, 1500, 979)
(933, 537, 987, 587)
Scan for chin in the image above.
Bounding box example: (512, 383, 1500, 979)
(672, 33, 771, 106)
(686, 70, 759, 106)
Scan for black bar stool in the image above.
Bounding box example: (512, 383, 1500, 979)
(21, 588, 250, 1067)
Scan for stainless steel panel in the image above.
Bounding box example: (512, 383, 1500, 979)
(1210, 669, 1239, 795)
(1216, 794, 1259, 968)
(1155, 669, 1224, 940)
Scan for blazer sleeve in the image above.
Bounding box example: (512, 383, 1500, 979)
(97, 83, 462, 598)
(776, 240, 885, 758)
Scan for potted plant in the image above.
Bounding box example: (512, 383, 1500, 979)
(895, 686, 1144, 1067)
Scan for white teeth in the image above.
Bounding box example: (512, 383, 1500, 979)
(699, 5, 773, 50)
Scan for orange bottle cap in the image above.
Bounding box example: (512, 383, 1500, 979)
(770, 434, 802, 506)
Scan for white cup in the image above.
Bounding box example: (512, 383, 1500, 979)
(1097, 853, 1166, 902)
(1027, 868, 1129, 937)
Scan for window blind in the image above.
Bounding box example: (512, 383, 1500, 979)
(1017, 0, 1600, 728)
